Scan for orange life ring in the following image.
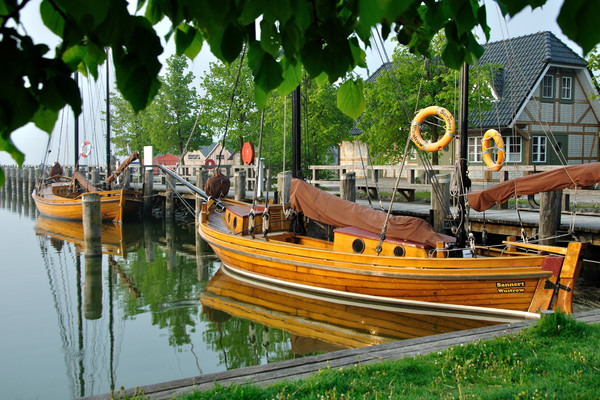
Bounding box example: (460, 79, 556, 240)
(242, 142, 254, 165)
(80, 141, 91, 157)
(410, 106, 456, 152)
(482, 129, 505, 172)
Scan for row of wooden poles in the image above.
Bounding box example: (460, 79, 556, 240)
(3, 163, 566, 251)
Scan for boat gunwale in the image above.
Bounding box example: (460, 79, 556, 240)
(199, 218, 554, 279)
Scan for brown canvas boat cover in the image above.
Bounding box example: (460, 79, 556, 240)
(467, 163, 600, 212)
(289, 179, 455, 247)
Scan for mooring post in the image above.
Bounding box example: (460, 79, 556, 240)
(277, 171, 292, 205)
(165, 174, 175, 220)
(341, 172, 356, 202)
(197, 168, 208, 192)
(143, 167, 154, 218)
(431, 174, 451, 233)
(166, 219, 177, 271)
(4, 166, 11, 195)
(82, 192, 102, 256)
(539, 190, 562, 245)
(83, 253, 103, 320)
(234, 170, 246, 201)
(28, 167, 35, 196)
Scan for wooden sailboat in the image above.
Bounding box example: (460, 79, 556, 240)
(32, 154, 142, 223)
(197, 65, 588, 319)
(32, 64, 142, 223)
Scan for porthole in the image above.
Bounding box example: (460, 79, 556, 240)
(393, 246, 405, 257)
(227, 213, 231, 223)
(233, 217, 237, 229)
(352, 239, 365, 254)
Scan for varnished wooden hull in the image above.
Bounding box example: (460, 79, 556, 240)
(199, 201, 584, 317)
(32, 187, 141, 224)
(34, 215, 143, 256)
(201, 268, 499, 351)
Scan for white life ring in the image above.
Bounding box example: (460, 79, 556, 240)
(80, 141, 91, 158)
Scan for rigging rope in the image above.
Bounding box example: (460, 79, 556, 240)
(216, 44, 247, 169)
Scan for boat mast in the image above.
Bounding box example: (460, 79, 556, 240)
(291, 85, 302, 179)
(106, 50, 111, 180)
(74, 72, 80, 170)
(457, 62, 471, 247)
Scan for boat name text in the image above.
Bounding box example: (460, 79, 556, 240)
(496, 281, 525, 293)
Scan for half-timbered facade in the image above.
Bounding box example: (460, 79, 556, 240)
(473, 31, 600, 168)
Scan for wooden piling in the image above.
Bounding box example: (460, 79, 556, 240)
(82, 192, 102, 256)
(431, 174, 450, 233)
(340, 172, 356, 202)
(144, 167, 154, 218)
(83, 254, 103, 320)
(539, 190, 562, 245)
(4, 166, 11, 194)
(165, 174, 175, 220)
(235, 170, 246, 201)
(277, 171, 292, 205)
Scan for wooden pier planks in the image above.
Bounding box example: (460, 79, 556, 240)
(77, 309, 600, 400)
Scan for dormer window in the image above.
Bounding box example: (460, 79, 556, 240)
(541, 75, 554, 100)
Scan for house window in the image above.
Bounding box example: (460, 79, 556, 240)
(541, 75, 554, 99)
(468, 137, 482, 162)
(532, 136, 547, 163)
(561, 76, 573, 101)
(505, 136, 522, 162)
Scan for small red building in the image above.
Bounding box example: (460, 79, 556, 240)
(154, 154, 179, 173)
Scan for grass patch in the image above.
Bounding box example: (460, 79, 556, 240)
(119, 313, 600, 399)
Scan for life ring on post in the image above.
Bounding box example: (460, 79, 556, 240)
(410, 106, 456, 152)
(481, 129, 505, 172)
(204, 158, 216, 169)
(242, 142, 255, 165)
(80, 141, 91, 158)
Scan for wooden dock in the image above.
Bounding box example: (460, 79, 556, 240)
(77, 309, 600, 400)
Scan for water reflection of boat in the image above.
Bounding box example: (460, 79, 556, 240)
(201, 267, 500, 352)
(34, 215, 143, 257)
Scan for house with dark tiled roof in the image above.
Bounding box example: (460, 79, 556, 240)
(343, 32, 600, 178)
(471, 31, 600, 170)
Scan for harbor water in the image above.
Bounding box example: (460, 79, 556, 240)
(0, 186, 507, 399)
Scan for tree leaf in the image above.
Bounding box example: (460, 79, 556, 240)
(112, 17, 163, 113)
(277, 56, 302, 97)
(40, 0, 65, 36)
(253, 83, 268, 109)
(260, 19, 281, 57)
(557, 0, 600, 54)
(337, 79, 366, 120)
(247, 41, 283, 93)
(221, 23, 244, 63)
(32, 106, 59, 134)
(175, 24, 203, 59)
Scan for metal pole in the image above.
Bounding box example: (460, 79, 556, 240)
(291, 85, 302, 179)
(457, 63, 471, 248)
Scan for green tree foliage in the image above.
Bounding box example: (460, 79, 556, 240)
(110, 55, 210, 157)
(199, 58, 353, 173)
(586, 45, 600, 96)
(1, 0, 599, 184)
(359, 37, 494, 164)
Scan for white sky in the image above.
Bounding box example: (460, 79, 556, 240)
(0, 0, 582, 166)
